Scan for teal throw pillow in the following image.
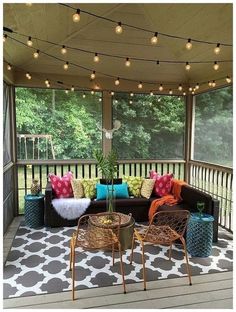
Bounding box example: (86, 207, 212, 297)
(96, 183, 129, 200)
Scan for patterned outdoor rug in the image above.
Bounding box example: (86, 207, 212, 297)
(3, 223, 233, 299)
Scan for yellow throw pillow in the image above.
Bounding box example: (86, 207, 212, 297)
(71, 179, 84, 199)
(141, 179, 155, 199)
(81, 178, 99, 199)
(123, 176, 144, 197)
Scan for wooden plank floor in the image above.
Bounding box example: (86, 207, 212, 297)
(3, 217, 233, 309)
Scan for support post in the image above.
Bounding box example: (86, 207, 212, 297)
(184, 94, 194, 183)
(102, 91, 112, 155)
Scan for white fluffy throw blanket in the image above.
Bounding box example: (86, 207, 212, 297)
(52, 198, 91, 220)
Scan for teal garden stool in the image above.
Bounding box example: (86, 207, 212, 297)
(24, 194, 45, 228)
(186, 213, 214, 257)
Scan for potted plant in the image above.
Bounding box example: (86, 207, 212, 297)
(94, 149, 118, 214)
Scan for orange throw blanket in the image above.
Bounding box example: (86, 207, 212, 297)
(148, 179, 187, 221)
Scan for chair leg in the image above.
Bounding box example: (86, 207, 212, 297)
(72, 248, 76, 300)
(180, 237, 192, 286)
(130, 234, 135, 264)
(141, 242, 147, 291)
(112, 243, 115, 266)
(118, 242, 126, 294)
(169, 243, 172, 260)
(69, 238, 73, 271)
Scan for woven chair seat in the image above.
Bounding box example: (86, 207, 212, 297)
(136, 225, 180, 245)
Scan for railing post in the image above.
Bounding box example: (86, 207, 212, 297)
(102, 91, 112, 155)
(184, 94, 194, 183)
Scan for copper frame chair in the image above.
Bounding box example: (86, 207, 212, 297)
(130, 210, 192, 290)
(69, 212, 126, 300)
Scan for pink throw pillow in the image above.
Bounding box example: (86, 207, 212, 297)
(49, 171, 74, 198)
(150, 170, 174, 197)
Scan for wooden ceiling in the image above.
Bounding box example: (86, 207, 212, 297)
(3, 3, 233, 93)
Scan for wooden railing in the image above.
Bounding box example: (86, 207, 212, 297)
(189, 160, 233, 232)
(16, 159, 233, 232)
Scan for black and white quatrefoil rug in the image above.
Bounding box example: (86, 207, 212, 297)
(4, 223, 233, 299)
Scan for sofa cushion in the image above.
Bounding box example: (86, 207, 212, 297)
(81, 178, 99, 199)
(123, 176, 144, 197)
(96, 183, 129, 200)
(141, 179, 155, 199)
(49, 172, 73, 198)
(150, 170, 173, 197)
(71, 179, 84, 199)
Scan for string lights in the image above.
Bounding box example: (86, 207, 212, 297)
(115, 77, 120, 85)
(90, 71, 96, 80)
(185, 62, 191, 71)
(33, 50, 39, 58)
(125, 58, 131, 67)
(115, 22, 123, 34)
(186, 39, 192, 50)
(7, 63, 12, 70)
(3, 34, 7, 42)
(138, 82, 143, 89)
(61, 45, 67, 54)
(213, 61, 219, 70)
(27, 36, 33, 46)
(159, 84, 163, 91)
(94, 53, 100, 63)
(63, 61, 69, 70)
(26, 72, 32, 79)
(214, 43, 221, 55)
(151, 32, 158, 45)
(178, 84, 183, 91)
(226, 76, 231, 83)
(72, 9, 80, 22)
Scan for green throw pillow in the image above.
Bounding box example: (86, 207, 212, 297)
(123, 176, 144, 197)
(81, 178, 99, 199)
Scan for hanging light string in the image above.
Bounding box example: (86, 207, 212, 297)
(3, 27, 232, 65)
(59, 3, 232, 47)
(5, 34, 233, 91)
(4, 59, 232, 95)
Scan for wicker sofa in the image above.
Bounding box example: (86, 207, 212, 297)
(44, 181, 219, 242)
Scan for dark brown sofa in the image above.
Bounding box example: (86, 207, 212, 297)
(44, 182, 219, 242)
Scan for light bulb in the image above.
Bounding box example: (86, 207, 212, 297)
(65, 90, 69, 94)
(93, 53, 100, 63)
(186, 39, 192, 50)
(82, 93, 86, 98)
(129, 100, 133, 104)
(178, 84, 183, 91)
(189, 87, 193, 91)
(208, 81, 212, 87)
(151, 32, 158, 45)
(138, 82, 143, 89)
(26, 73, 31, 79)
(226, 76, 231, 83)
(71, 86, 75, 91)
(150, 91, 154, 96)
(125, 58, 131, 67)
(191, 91, 195, 95)
(33, 50, 39, 58)
(115, 22, 123, 34)
(7, 64, 12, 71)
(91, 90, 95, 95)
(169, 89, 173, 95)
(114, 99, 118, 104)
(90, 71, 96, 80)
(27, 36, 33, 46)
(195, 83, 200, 90)
(73, 9, 80, 22)
(115, 78, 120, 86)
(99, 98, 102, 102)
(130, 92, 134, 97)
(46, 82, 50, 88)
(61, 45, 67, 54)
(45, 79, 49, 85)
(212, 80, 216, 87)
(110, 91, 114, 96)
(178, 97, 181, 100)
(63, 62, 69, 70)
(157, 97, 161, 102)
(159, 84, 163, 91)
(213, 61, 219, 71)
(185, 62, 191, 71)
(214, 43, 220, 55)
(3, 34, 7, 43)
(183, 92, 186, 96)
